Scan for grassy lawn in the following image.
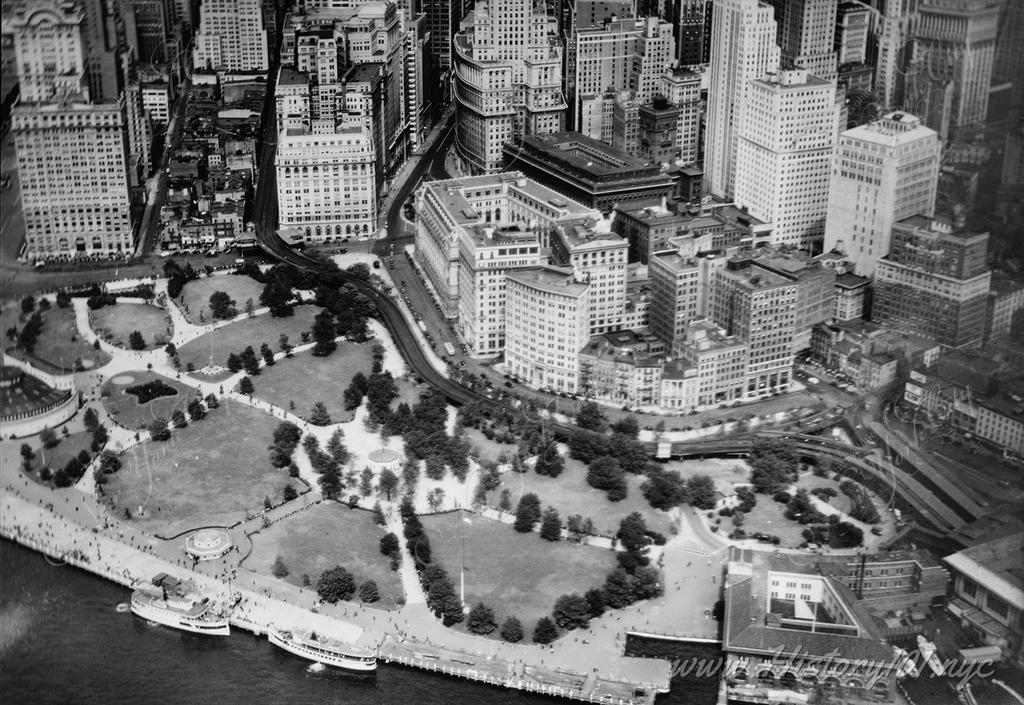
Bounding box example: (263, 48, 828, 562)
(794, 473, 853, 514)
(104, 401, 291, 536)
(101, 370, 202, 429)
(462, 428, 517, 464)
(177, 305, 319, 374)
(246, 502, 403, 607)
(726, 495, 808, 548)
(422, 511, 617, 635)
(489, 455, 674, 537)
(10, 430, 95, 488)
(249, 342, 374, 423)
(177, 274, 265, 325)
(391, 376, 422, 410)
(90, 303, 172, 349)
(30, 306, 110, 371)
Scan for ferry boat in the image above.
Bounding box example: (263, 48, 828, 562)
(268, 627, 377, 672)
(130, 573, 230, 636)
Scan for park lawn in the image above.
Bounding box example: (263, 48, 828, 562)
(793, 472, 853, 514)
(101, 370, 202, 430)
(391, 376, 422, 410)
(90, 302, 172, 349)
(729, 494, 808, 548)
(489, 455, 673, 537)
(421, 511, 617, 635)
(177, 305, 319, 374)
(14, 430, 95, 488)
(248, 342, 374, 423)
(246, 502, 403, 607)
(463, 427, 517, 464)
(32, 306, 110, 371)
(104, 400, 290, 537)
(178, 274, 265, 325)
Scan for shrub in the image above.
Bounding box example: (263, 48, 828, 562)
(125, 380, 177, 404)
(499, 616, 524, 643)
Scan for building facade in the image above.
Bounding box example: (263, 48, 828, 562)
(823, 112, 941, 277)
(193, 0, 269, 72)
(705, 0, 779, 199)
(734, 67, 841, 251)
(275, 125, 377, 241)
(872, 215, 991, 349)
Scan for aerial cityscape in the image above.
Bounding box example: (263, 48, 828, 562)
(0, 0, 1022, 703)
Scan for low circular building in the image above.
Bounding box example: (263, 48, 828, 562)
(367, 447, 402, 473)
(184, 528, 232, 561)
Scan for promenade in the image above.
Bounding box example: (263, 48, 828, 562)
(1, 278, 680, 705)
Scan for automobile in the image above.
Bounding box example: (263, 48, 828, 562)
(372, 260, 381, 269)
(808, 377, 820, 385)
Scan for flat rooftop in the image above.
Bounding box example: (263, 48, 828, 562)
(507, 266, 587, 295)
(945, 533, 1024, 609)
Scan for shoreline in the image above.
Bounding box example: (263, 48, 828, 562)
(0, 486, 672, 704)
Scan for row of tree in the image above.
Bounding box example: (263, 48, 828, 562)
(314, 565, 380, 604)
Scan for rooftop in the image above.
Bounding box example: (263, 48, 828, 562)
(507, 266, 588, 296)
(944, 533, 1024, 609)
(835, 273, 870, 289)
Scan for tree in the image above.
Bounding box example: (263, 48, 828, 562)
(540, 506, 562, 541)
(260, 342, 275, 366)
(148, 418, 170, 441)
(359, 467, 374, 497)
(318, 470, 342, 500)
(16, 312, 43, 353)
(467, 602, 498, 634)
(238, 376, 254, 395)
(513, 493, 542, 532)
(533, 439, 564, 477)
(686, 474, 718, 510)
(283, 484, 298, 502)
(187, 398, 206, 421)
(272, 555, 290, 578)
(749, 438, 799, 494)
(498, 488, 512, 512)
(642, 468, 688, 510)
(205, 393, 219, 408)
(20, 295, 35, 314)
(379, 532, 400, 558)
(56, 290, 71, 308)
(343, 372, 369, 410)
(311, 310, 337, 356)
(242, 346, 260, 375)
(261, 278, 294, 317)
(171, 410, 187, 428)
(326, 429, 348, 465)
(632, 566, 663, 601)
(426, 487, 445, 512)
(617, 512, 649, 553)
(245, 298, 255, 317)
(610, 416, 640, 438)
(309, 401, 331, 426)
(576, 401, 607, 432)
(316, 566, 356, 603)
(499, 616, 524, 643)
(584, 588, 606, 618)
(128, 330, 146, 350)
(553, 593, 591, 630)
(164, 343, 177, 358)
(603, 569, 636, 609)
(82, 407, 99, 432)
(378, 468, 399, 500)
(587, 456, 627, 500)
(208, 291, 237, 319)
(19, 444, 35, 461)
(39, 426, 57, 449)
(532, 616, 559, 644)
(359, 580, 380, 603)
(227, 352, 242, 372)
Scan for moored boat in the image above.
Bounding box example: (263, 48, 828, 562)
(129, 572, 230, 636)
(268, 627, 377, 672)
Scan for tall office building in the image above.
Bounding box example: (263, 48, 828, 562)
(768, 0, 838, 80)
(734, 67, 841, 251)
(912, 0, 1000, 132)
(275, 125, 377, 241)
(869, 0, 918, 112)
(660, 65, 702, 164)
(710, 261, 798, 398)
(452, 0, 566, 174)
(505, 266, 591, 393)
(423, 0, 464, 81)
(823, 111, 941, 277)
(671, 0, 710, 65)
(705, 0, 779, 199)
(124, 0, 170, 64)
(873, 215, 991, 348)
(835, 1, 871, 66)
(549, 220, 628, 334)
(8, 0, 137, 258)
(193, 0, 269, 72)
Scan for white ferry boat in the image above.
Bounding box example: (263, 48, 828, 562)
(130, 573, 230, 637)
(268, 627, 377, 672)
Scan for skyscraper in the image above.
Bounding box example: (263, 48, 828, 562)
(734, 67, 842, 251)
(7, 0, 135, 258)
(452, 0, 566, 173)
(705, 0, 779, 199)
(869, 0, 918, 112)
(823, 111, 941, 277)
(768, 0, 838, 80)
(193, 0, 269, 72)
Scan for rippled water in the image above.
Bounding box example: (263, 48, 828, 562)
(0, 539, 719, 704)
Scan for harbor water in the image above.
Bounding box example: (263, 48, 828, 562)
(1, 539, 721, 704)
